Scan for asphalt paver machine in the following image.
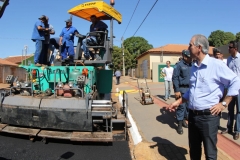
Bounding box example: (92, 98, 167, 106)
(0, 0, 130, 143)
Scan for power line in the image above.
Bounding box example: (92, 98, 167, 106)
(133, 0, 158, 37)
(121, 0, 141, 38)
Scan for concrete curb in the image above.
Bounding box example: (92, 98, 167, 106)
(116, 88, 142, 145)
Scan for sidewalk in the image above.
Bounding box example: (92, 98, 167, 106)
(114, 76, 240, 160)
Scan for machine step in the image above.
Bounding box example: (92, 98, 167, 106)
(92, 100, 112, 104)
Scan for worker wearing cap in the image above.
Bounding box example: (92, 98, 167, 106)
(82, 15, 108, 60)
(172, 50, 192, 134)
(59, 19, 79, 61)
(31, 15, 48, 66)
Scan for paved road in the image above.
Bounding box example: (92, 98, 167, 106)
(0, 133, 131, 160)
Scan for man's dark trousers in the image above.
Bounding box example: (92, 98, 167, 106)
(116, 76, 120, 85)
(188, 111, 220, 160)
(176, 88, 188, 121)
(227, 95, 240, 133)
(41, 44, 49, 65)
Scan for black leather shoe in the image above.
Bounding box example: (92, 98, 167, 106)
(177, 121, 183, 135)
(221, 129, 233, 134)
(182, 120, 188, 128)
(233, 133, 239, 140)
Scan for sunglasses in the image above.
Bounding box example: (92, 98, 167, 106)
(228, 46, 235, 49)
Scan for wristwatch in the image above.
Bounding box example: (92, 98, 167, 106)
(221, 101, 227, 107)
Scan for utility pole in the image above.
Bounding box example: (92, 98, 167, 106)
(121, 37, 125, 76)
(24, 45, 28, 66)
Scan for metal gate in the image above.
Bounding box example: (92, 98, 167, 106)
(142, 60, 148, 78)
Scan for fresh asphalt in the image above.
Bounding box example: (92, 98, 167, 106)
(0, 133, 131, 160)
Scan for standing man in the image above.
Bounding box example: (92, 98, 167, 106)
(162, 61, 174, 101)
(223, 41, 240, 140)
(59, 19, 79, 61)
(31, 15, 48, 66)
(82, 15, 108, 60)
(213, 47, 227, 64)
(172, 50, 192, 135)
(42, 16, 55, 65)
(115, 69, 121, 85)
(213, 48, 223, 60)
(165, 34, 240, 159)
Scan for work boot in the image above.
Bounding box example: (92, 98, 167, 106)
(177, 121, 183, 135)
(182, 120, 188, 128)
(221, 128, 233, 134)
(233, 132, 239, 140)
(35, 63, 41, 67)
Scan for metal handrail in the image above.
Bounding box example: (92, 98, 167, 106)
(122, 90, 128, 118)
(85, 30, 108, 48)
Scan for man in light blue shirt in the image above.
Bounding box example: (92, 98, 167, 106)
(115, 70, 121, 85)
(223, 41, 240, 140)
(165, 35, 240, 160)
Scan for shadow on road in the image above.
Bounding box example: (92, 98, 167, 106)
(0, 157, 11, 160)
(156, 108, 178, 131)
(58, 152, 74, 160)
(156, 95, 166, 101)
(150, 137, 188, 160)
(156, 94, 175, 101)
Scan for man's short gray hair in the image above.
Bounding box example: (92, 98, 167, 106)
(192, 34, 209, 54)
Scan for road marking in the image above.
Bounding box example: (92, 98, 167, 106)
(115, 89, 138, 96)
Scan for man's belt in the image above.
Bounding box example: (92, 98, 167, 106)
(189, 109, 211, 115)
(179, 85, 189, 88)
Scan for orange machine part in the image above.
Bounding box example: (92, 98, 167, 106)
(32, 69, 37, 79)
(82, 68, 88, 77)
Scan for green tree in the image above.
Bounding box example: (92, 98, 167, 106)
(236, 32, 240, 42)
(208, 30, 236, 47)
(112, 46, 132, 71)
(123, 36, 153, 55)
(223, 32, 235, 44)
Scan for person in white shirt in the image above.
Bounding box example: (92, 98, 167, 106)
(162, 61, 174, 100)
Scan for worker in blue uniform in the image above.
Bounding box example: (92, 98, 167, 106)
(172, 50, 192, 134)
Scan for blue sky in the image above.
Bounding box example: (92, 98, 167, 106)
(0, 0, 239, 58)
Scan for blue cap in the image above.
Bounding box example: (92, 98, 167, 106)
(38, 15, 46, 20)
(182, 50, 190, 57)
(65, 19, 72, 23)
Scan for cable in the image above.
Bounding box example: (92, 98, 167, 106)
(133, 0, 158, 37)
(121, 0, 141, 38)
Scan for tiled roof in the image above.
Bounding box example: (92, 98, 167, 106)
(4, 55, 33, 64)
(0, 58, 18, 66)
(136, 44, 214, 60)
